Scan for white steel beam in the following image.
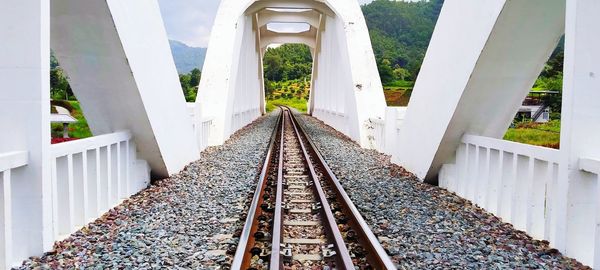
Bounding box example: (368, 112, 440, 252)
(395, 0, 565, 183)
(51, 0, 200, 178)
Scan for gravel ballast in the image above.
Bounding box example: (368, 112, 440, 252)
(16, 109, 589, 269)
(17, 111, 280, 269)
(295, 112, 588, 269)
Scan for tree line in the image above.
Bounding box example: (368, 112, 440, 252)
(50, 52, 200, 103)
(263, 44, 313, 99)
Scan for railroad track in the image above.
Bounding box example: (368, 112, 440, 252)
(231, 107, 396, 270)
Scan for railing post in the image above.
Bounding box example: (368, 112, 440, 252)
(71, 152, 86, 228)
(487, 149, 501, 214)
(384, 107, 398, 156)
(54, 155, 74, 238)
(99, 147, 109, 212)
(87, 149, 101, 218)
(0, 171, 12, 269)
(125, 140, 131, 197)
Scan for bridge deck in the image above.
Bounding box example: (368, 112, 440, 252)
(17, 110, 585, 269)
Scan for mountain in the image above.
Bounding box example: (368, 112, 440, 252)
(362, 0, 444, 82)
(168, 40, 207, 74)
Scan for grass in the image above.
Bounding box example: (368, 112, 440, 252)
(385, 80, 414, 88)
(266, 98, 308, 113)
(503, 120, 561, 149)
(68, 101, 93, 138)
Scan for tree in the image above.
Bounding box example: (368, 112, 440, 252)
(189, 68, 201, 87)
(263, 44, 313, 82)
(50, 67, 74, 100)
(264, 53, 284, 81)
(393, 65, 411, 81)
(378, 59, 396, 84)
(179, 69, 202, 102)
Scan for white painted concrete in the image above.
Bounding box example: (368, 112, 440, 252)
(395, 0, 565, 183)
(50, 131, 149, 241)
(439, 135, 560, 242)
(423, 0, 600, 266)
(199, 0, 386, 147)
(51, 0, 199, 178)
(0, 1, 53, 268)
(5, 0, 600, 268)
(560, 1, 600, 266)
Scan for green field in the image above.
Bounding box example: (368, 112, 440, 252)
(265, 79, 310, 113)
(504, 120, 560, 149)
(266, 98, 308, 113)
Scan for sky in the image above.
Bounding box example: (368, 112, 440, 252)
(157, 0, 374, 48)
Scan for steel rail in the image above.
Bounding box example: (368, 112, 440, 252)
(231, 110, 283, 269)
(287, 109, 356, 269)
(269, 109, 286, 269)
(288, 108, 398, 270)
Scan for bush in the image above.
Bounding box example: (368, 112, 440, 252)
(51, 100, 75, 113)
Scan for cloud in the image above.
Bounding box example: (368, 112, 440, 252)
(157, 0, 374, 47)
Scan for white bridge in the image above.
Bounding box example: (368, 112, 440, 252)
(1, 0, 600, 268)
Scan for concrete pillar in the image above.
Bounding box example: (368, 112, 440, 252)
(0, 0, 53, 267)
(395, 0, 565, 183)
(559, 1, 600, 266)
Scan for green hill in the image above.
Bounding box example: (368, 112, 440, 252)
(169, 40, 207, 74)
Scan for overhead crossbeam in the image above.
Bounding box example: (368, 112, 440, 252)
(257, 9, 321, 29)
(245, 0, 335, 17)
(259, 26, 318, 49)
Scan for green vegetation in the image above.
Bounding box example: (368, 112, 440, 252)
(504, 41, 564, 148)
(362, 0, 444, 85)
(504, 120, 560, 149)
(263, 44, 312, 113)
(266, 98, 308, 113)
(179, 68, 201, 102)
(67, 101, 93, 138)
(51, 53, 74, 101)
(532, 41, 564, 119)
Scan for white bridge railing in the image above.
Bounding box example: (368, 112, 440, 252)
(439, 134, 560, 240)
(231, 108, 261, 134)
(367, 107, 407, 154)
(187, 103, 216, 152)
(192, 117, 214, 152)
(437, 136, 600, 266)
(313, 108, 348, 135)
(1, 151, 28, 268)
(368, 118, 386, 152)
(50, 131, 149, 241)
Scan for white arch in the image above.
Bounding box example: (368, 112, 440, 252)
(198, 0, 386, 146)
